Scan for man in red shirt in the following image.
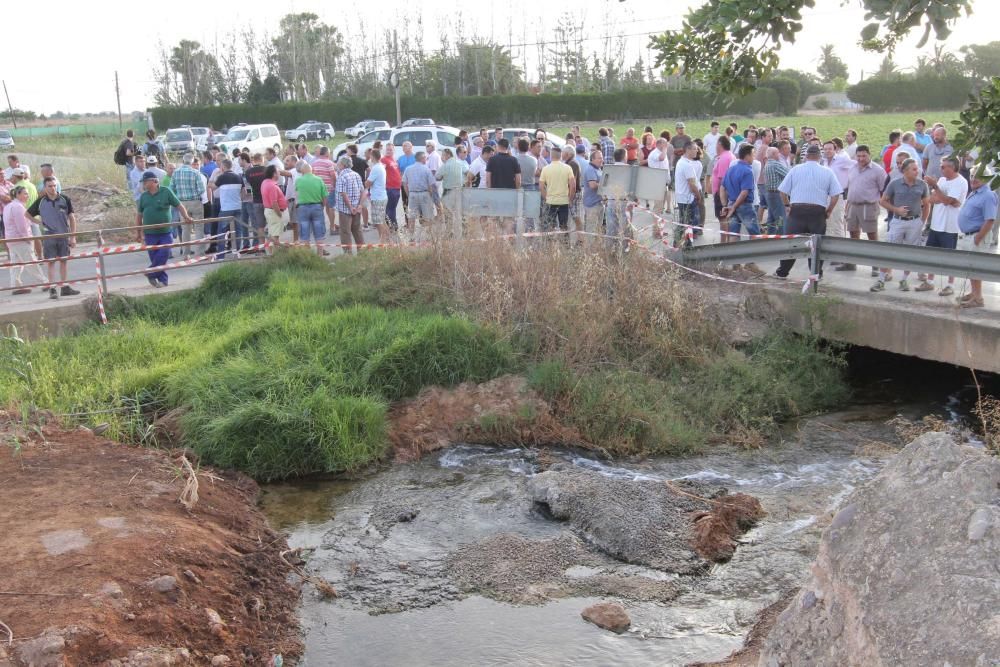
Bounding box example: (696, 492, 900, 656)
(882, 130, 901, 173)
(381, 143, 403, 232)
(620, 128, 640, 165)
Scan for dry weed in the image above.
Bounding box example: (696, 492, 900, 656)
(973, 396, 1000, 454)
(887, 414, 952, 443)
(423, 237, 721, 371)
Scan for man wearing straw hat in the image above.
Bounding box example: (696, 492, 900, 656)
(136, 170, 195, 288)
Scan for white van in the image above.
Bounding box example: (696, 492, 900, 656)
(217, 123, 282, 156)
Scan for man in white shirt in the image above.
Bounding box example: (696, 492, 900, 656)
(702, 121, 721, 161)
(425, 141, 442, 175)
(673, 142, 703, 248)
(844, 129, 859, 160)
(916, 155, 968, 294)
(822, 140, 856, 245)
(647, 138, 672, 215)
(466, 145, 493, 237)
(895, 132, 923, 175)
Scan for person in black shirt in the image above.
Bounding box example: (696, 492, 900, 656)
(485, 138, 522, 234)
(244, 154, 268, 251)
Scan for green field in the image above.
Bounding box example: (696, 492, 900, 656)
(549, 111, 962, 151)
(5, 111, 961, 190)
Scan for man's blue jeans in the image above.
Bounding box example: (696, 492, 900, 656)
(764, 191, 786, 234)
(727, 202, 760, 236)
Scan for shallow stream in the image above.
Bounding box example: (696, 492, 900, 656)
(260, 350, 995, 667)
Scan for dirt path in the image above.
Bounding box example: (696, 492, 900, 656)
(0, 412, 301, 666)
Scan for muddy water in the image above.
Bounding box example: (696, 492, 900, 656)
(261, 407, 905, 667)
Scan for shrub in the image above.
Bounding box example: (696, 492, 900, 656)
(764, 76, 802, 114)
(847, 75, 976, 111)
(813, 96, 830, 110)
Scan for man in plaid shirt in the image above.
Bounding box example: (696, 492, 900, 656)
(762, 146, 789, 234)
(171, 153, 205, 254)
(332, 156, 366, 255)
(598, 128, 615, 163)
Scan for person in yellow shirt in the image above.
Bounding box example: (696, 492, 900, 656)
(539, 149, 576, 235)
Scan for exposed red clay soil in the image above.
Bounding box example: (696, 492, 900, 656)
(0, 412, 301, 666)
(684, 487, 767, 562)
(389, 375, 587, 462)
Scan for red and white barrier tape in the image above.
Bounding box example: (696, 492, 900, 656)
(633, 204, 805, 241)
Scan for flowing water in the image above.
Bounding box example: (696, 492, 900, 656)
(260, 350, 997, 667)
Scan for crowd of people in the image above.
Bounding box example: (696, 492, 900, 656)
(2, 117, 997, 307)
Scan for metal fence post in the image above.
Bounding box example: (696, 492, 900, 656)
(810, 234, 822, 293)
(228, 216, 236, 259)
(515, 190, 524, 251)
(96, 231, 110, 296)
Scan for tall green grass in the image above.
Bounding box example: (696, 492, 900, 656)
(0, 251, 513, 480)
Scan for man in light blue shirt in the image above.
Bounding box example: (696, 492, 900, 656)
(775, 144, 842, 279)
(955, 168, 998, 307)
(913, 118, 932, 152)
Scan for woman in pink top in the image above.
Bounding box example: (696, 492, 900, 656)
(261, 165, 289, 251)
(3, 186, 48, 294)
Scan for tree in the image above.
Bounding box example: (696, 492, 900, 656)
(960, 41, 1000, 82)
(915, 44, 963, 77)
(271, 13, 344, 101)
(772, 69, 827, 100)
(168, 40, 220, 105)
(817, 44, 849, 82)
(649, 0, 997, 188)
(649, 0, 972, 95)
(875, 55, 899, 79)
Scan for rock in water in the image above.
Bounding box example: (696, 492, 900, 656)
(581, 602, 631, 634)
(528, 466, 763, 573)
(759, 432, 1000, 666)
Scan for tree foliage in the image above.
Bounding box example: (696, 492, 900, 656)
(649, 0, 972, 95)
(817, 44, 849, 83)
(960, 41, 1000, 82)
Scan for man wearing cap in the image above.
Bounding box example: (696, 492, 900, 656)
(145, 155, 167, 182)
(670, 123, 694, 172)
(27, 177, 80, 299)
(4, 155, 29, 182)
(136, 170, 195, 288)
(774, 144, 843, 280)
(954, 167, 997, 308)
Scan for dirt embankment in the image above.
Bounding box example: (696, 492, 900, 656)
(0, 412, 301, 666)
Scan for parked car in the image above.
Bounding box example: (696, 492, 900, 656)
(496, 128, 567, 152)
(188, 126, 211, 150)
(344, 119, 389, 139)
(163, 128, 197, 155)
(400, 118, 435, 127)
(285, 121, 335, 142)
(217, 123, 282, 156)
(0, 129, 14, 150)
(331, 125, 462, 159)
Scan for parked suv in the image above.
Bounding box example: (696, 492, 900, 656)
(217, 123, 282, 155)
(400, 118, 435, 127)
(344, 119, 389, 138)
(188, 126, 211, 150)
(0, 129, 14, 150)
(332, 125, 462, 158)
(285, 121, 335, 142)
(164, 128, 197, 155)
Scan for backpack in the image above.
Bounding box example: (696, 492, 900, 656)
(113, 141, 128, 166)
(144, 141, 163, 162)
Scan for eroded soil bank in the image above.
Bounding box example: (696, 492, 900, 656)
(0, 412, 302, 666)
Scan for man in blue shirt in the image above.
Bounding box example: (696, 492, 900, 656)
(720, 144, 762, 274)
(955, 168, 998, 308)
(912, 118, 932, 152)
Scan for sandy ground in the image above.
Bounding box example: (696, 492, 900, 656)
(0, 411, 302, 666)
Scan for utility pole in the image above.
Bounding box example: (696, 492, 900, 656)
(114, 71, 123, 131)
(3, 80, 16, 129)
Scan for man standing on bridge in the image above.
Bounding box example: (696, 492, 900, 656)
(27, 177, 80, 299)
(136, 171, 195, 288)
(954, 167, 998, 308)
(872, 158, 929, 293)
(773, 144, 842, 282)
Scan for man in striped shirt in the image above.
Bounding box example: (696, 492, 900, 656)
(311, 146, 337, 192)
(598, 128, 615, 163)
(332, 156, 366, 254)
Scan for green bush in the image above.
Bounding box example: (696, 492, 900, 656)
(149, 88, 779, 130)
(813, 96, 830, 110)
(764, 76, 802, 114)
(847, 75, 977, 111)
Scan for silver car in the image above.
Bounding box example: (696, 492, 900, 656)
(0, 130, 14, 150)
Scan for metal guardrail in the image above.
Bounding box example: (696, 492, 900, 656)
(681, 235, 1000, 284)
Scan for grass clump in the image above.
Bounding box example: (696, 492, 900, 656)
(0, 250, 514, 480)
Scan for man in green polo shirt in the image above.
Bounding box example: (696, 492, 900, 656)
(136, 170, 194, 288)
(294, 161, 328, 254)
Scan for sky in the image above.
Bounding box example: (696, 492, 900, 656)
(8, 0, 999, 115)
